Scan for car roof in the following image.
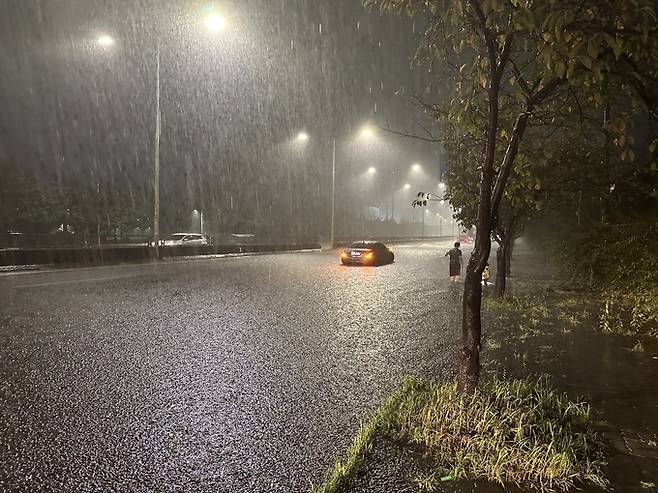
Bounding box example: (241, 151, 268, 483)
(349, 240, 383, 247)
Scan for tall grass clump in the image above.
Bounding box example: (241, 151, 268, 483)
(312, 376, 608, 493)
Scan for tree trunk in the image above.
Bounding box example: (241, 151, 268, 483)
(459, 253, 484, 394)
(506, 237, 514, 277)
(494, 239, 507, 297)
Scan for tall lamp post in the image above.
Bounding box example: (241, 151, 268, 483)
(153, 48, 161, 257)
(152, 13, 225, 257)
(296, 125, 374, 248)
(98, 13, 226, 258)
(331, 138, 336, 248)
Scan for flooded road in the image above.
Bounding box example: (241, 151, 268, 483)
(0, 241, 462, 492)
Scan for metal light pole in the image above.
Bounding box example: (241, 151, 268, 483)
(391, 169, 396, 222)
(153, 48, 161, 258)
(330, 137, 336, 248)
(422, 210, 425, 238)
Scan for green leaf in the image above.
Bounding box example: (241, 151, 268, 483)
(578, 55, 593, 70)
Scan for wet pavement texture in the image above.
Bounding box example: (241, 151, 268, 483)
(0, 241, 463, 492)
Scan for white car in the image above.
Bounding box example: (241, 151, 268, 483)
(162, 233, 208, 246)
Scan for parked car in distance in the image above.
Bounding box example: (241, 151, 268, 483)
(340, 241, 395, 266)
(162, 233, 209, 246)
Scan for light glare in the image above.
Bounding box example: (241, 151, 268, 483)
(97, 35, 115, 47)
(205, 14, 226, 32)
(360, 126, 374, 139)
(297, 132, 309, 142)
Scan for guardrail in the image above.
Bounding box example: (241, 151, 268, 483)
(0, 242, 321, 268)
(333, 235, 454, 247)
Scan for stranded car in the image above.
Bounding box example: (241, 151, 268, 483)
(162, 233, 209, 246)
(340, 241, 395, 266)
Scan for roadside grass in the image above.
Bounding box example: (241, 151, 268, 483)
(482, 295, 550, 320)
(312, 376, 608, 493)
(631, 340, 645, 353)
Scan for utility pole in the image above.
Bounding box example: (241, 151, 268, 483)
(330, 137, 336, 248)
(153, 48, 161, 258)
(422, 210, 425, 238)
(391, 169, 396, 222)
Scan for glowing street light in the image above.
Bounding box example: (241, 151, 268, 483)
(359, 125, 375, 140)
(411, 163, 421, 172)
(403, 183, 411, 190)
(296, 131, 309, 142)
(439, 182, 446, 189)
(94, 11, 226, 257)
(368, 166, 376, 174)
(205, 13, 226, 32)
(97, 35, 115, 47)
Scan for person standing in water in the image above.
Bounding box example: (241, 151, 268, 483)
(445, 241, 463, 282)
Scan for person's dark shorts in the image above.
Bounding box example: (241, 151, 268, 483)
(450, 262, 460, 277)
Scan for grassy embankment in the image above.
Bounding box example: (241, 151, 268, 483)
(312, 376, 607, 493)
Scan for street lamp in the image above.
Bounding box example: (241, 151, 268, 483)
(153, 13, 226, 256)
(205, 13, 226, 32)
(94, 14, 225, 255)
(411, 163, 421, 172)
(97, 35, 115, 47)
(359, 125, 375, 140)
(403, 183, 411, 189)
(192, 209, 204, 234)
(296, 124, 379, 247)
(439, 181, 446, 189)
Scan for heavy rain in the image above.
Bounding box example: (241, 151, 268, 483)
(1, 1, 657, 492)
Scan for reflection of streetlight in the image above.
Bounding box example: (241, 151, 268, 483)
(205, 13, 226, 32)
(97, 35, 115, 47)
(296, 131, 309, 142)
(368, 166, 376, 174)
(411, 163, 421, 172)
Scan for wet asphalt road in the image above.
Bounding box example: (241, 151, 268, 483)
(0, 241, 463, 492)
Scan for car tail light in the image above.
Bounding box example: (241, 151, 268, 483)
(364, 251, 374, 260)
